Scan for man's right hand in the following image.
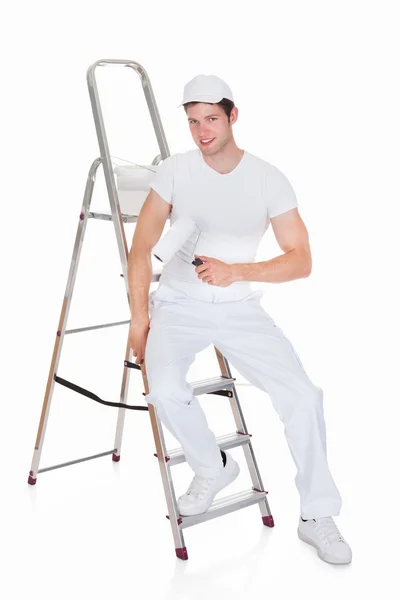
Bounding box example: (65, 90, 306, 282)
(129, 317, 150, 365)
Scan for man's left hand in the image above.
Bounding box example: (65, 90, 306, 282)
(194, 255, 236, 287)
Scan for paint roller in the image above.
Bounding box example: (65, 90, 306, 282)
(152, 217, 204, 266)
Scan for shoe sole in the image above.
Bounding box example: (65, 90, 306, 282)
(297, 528, 352, 565)
(178, 461, 240, 517)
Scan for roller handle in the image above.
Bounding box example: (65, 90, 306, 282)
(192, 257, 204, 266)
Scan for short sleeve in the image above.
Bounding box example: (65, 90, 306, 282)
(266, 165, 298, 218)
(148, 156, 174, 205)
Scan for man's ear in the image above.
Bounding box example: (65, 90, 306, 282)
(230, 106, 239, 124)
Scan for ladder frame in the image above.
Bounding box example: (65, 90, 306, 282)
(27, 59, 274, 561)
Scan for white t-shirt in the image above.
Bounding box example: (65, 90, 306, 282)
(148, 148, 298, 301)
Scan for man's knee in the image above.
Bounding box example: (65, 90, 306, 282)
(300, 385, 325, 420)
(279, 383, 324, 422)
(144, 377, 192, 409)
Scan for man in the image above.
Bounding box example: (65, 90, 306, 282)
(128, 74, 352, 565)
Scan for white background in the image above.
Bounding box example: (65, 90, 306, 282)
(2, 1, 399, 598)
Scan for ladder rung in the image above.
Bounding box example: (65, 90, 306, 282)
(121, 271, 162, 283)
(190, 376, 236, 396)
(88, 210, 138, 223)
(165, 431, 252, 466)
(65, 319, 130, 334)
(37, 449, 117, 474)
(177, 489, 268, 529)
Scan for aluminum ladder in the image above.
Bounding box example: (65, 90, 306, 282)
(27, 58, 274, 560)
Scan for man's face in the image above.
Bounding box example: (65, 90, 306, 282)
(186, 103, 237, 155)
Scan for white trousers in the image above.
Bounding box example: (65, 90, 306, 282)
(144, 281, 342, 520)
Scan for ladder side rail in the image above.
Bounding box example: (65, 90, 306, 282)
(28, 158, 102, 482)
(214, 348, 273, 520)
(145, 375, 187, 553)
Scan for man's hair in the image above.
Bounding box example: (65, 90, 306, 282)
(183, 98, 235, 122)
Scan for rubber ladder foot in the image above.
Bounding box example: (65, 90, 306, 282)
(28, 471, 37, 485)
(262, 515, 275, 527)
(112, 453, 121, 462)
(175, 547, 189, 560)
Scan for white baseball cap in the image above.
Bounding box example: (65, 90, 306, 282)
(177, 74, 234, 108)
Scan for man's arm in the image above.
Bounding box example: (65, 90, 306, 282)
(232, 208, 312, 283)
(128, 189, 171, 320)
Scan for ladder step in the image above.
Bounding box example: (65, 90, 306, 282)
(189, 376, 235, 396)
(178, 489, 268, 529)
(165, 431, 252, 466)
(145, 375, 236, 404)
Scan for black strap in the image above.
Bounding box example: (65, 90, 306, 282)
(124, 360, 141, 370)
(54, 375, 149, 411)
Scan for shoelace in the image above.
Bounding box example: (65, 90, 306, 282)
(312, 517, 345, 544)
(186, 475, 216, 499)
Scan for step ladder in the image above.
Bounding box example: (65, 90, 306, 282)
(27, 58, 274, 560)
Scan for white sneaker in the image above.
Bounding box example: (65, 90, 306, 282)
(177, 451, 240, 517)
(297, 516, 352, 564)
